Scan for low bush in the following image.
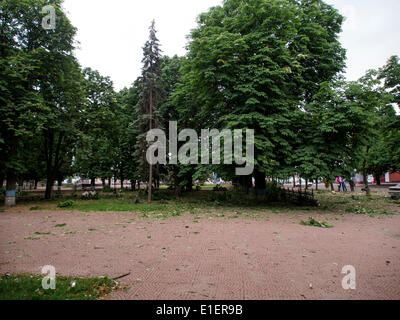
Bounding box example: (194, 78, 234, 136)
(57, 200, 75, 208)
(152, 190, 172, 201)
(101, 185, 114, 193)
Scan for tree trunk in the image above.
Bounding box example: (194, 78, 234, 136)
(0, 174, 4, 189)
(57, 177, 63, 191)
(5, 173, 17, 207)
(330, 182, 334, 191)
(375, 174, 381, 186)
(148, 86, 153, 204)
(131, 180, 136, 191)
(239, 175, 253, 194)
(102, 178, 105, 188)
(45, 177, 54, 200)
(34, 179, 39, 190)
(254, 170, 266, 201)
(363, 171, 370, 195)
(43, 130, 64, 200)
(254, 171, 266, 190)
(293, 176, 296, 188)
(108, 178, 111, 187)
(305, 179, 308, 190)
(18, 178, 24, 192)
(362, 147, 371, 195)
(186, 177, 193, 192)
(315, 179, 318, 191)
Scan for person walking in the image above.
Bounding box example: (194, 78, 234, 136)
(336, 177, 342, 192)
(342, 178, 348, 192)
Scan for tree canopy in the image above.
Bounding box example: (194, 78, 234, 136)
(1, 0, 399, 206)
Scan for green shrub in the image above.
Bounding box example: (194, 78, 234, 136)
(57, 200, 75, 208)
(102, 186, 113, 193)
(152, 190, 172, 201)
(264, 181, 282, 202)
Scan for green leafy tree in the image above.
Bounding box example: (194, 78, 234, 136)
(182, 0, 346, 191)
(1, 0, 81, 203)
(74, 68, 118, 186)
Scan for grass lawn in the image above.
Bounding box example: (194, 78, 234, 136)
(0, 274, 117, 300)
(9, 188, 397, 223)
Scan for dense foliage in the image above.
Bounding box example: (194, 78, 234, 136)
(1, 0, 399, 205)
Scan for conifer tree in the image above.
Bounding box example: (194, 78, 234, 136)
(135, 20, 164, 203)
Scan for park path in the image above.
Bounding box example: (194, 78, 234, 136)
(0, 209, 399, 299)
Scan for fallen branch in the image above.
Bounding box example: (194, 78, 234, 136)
(112, 272, 131, 280)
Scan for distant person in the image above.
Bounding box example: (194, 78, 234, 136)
(342, 178, 348, 192)
(349, 178, 355, 192)
(336, 177, 342, 192)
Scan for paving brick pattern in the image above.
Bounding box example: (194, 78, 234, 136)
(0, 209, 399, 300)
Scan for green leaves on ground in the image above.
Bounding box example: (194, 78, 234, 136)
(301, 217, 333, 228)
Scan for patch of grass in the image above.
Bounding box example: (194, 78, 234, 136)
(34, 232, 51, 235)
(301, 217, 333, 228)
(29, 206, 41, 211)
(71, 199, 168, 212)
(345, 206, 393, 217)
(0, 274, 117, 300)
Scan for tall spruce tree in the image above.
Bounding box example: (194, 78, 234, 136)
(135, 20, 164, 203)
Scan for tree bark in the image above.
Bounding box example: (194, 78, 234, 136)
(239, 175, 253, 194)
(254, 171, 266, 190)
(148, 86, 153, 204)
(186, 177, 193, 192)
(18, 178, 24, 192)
(375, 174, 381, 186)
(315, 179, 318, 191)
(45, 177, 54, 200)
(5, 173, 17, 207)
(57, 177, 63, 191)
(44, 130, 64, 199)
(362, 147, 371, 195)
(254, 170, 266, 201)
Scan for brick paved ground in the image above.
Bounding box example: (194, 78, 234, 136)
(0, 209, 399, 300)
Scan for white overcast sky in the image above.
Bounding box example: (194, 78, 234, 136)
(62, 0, 400, 91)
